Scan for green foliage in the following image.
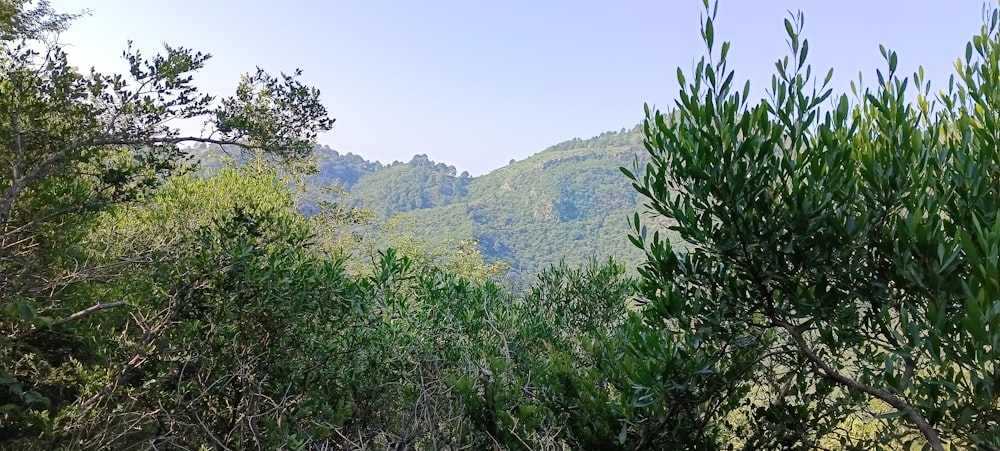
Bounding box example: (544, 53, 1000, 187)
(0, 1, 334, 445)
(0, 1, 80, 41)
(356, 214, 509, 285)
(1, 2, 646, 449)
(81, 206, 353, 449)
(192, 129, 662, 285)
(348, 154, 469, 218)
(452, 258, 639, 449)
(0, 0, 333, 309)
(455, 135, 651, 279)
(624, 2, 1000, 449)
(339, 129, 659, 282)
(310, 145, 384, 189)
(12, 0, 1000, 449)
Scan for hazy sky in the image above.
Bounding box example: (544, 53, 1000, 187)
(50, 1, 984, 175)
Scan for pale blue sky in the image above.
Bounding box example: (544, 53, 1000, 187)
(51, 1, 984, 175)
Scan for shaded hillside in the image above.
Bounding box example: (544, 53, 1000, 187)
(443, 128, 647, 277)
(185, 143, 383, 190)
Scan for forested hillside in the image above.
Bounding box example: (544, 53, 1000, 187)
(408, 127, 652, 280)
(347, 154, 471, 218)
(203, 126, 664, 282)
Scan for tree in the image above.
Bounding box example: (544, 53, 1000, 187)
(624, 1, 1000, 449)
(59, 164, 361, 448)
(0, 0, 332, 300)
(0, 1, 333, 441)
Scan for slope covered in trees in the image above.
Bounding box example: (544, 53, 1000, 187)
(348, 154, 471, 218)
(347, 127, 656, 280)
(191, 126, 663, 283)
(188, 127, 653, 283)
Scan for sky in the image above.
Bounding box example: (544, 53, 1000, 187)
(50, 1, 985, 175)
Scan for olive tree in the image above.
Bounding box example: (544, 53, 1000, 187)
(625, 1, 1000, 449)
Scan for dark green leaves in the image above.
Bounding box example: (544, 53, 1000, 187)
(0, 3, 338, 446)
(629, 1, 1000, 449)
(704, 16, 714, 50)
(799, 39, 809, 69)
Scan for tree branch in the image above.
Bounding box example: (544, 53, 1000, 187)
(772, 317, 944, 451)
(0, 133, 253, 228)
(91, 135, 253, 148)
(0, 149, 65, 226)
(51, 301, 125, 327)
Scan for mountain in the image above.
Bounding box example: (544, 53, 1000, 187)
(336, 125, 672, 281)
(187, 125, 673, 282)
(347, 154, 472, 218)
(310, 145, 385, 189)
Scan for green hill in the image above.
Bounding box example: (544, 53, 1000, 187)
(348, 154, 471, 218)
(341, 126, 668, 280)
(185, 125, 672, 281)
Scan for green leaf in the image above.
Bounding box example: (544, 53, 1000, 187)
(704, 18, 714, 50)
(837, 94, 849, 120)
(799, 39, 809, 69)
(873, 410, 907, 420)
(964, 294, 987, 343)
(22, 391, 49, 408)
(15, 301, 34, 322)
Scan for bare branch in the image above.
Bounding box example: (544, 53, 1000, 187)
(51, 301, 125, 327)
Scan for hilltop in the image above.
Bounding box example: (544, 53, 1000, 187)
(186, 125, 671, 282)
(313, 125, 671, 280)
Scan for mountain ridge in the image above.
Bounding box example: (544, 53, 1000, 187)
(191, 123, 671, 281)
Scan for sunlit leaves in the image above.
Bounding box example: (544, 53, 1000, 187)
(215, 68, 334, 159)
